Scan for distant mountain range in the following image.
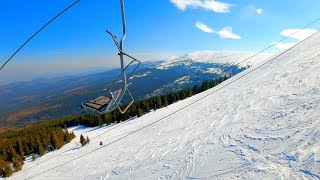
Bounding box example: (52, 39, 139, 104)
(0, 51, 272, 130)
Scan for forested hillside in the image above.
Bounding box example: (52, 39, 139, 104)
(0, 77, 229, 177)
(0, 121, 75, 177)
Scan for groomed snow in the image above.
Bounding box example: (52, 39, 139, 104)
(7, 32, 320, 179)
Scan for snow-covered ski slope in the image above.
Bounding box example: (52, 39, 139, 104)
(9, 32, 320, 180)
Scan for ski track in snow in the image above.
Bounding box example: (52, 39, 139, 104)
(5, 33, 320, 180)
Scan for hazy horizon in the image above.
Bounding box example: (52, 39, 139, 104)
(1, 0, 319, 84)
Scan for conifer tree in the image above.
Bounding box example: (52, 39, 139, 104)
(7, 144, 18, 162)
(193, 85, 201, 94)
(16, 139, 25, 161)
(187, 89, 193, 97)
(141, 100, 150, 112)
(99, 141, 103, 146)
(98, 117, 103, 127)
(28, 135, 36, 152)
(180, 90, 187, 100)
(156, 96, 162, 109)
(22, 140, 31, 155)
(0, 159, 13, 177)
(162, 96, 169, 107)
(63, 131, 70, 143)
(51, 131, 63, 149)
(12, 158, 22, 172)
(80, 134, 86, 146)
(103, 113, 112, 125)
(32, 154, 36, 161)
(71, 131, 76, 139)
(37, 143, 45, 156)
(137, 109, 144, 117)
(168, 93, 176, 104)
(43, 130, 51, 148)
(128, 103, 137, 116)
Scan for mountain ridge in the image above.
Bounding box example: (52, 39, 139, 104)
(0, 51, 270, 128)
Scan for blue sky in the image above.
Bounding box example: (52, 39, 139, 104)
(0, 0, 319, 84)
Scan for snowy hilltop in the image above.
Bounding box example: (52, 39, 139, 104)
(6, 32, 320, 179)
(157, 50, 272, 70)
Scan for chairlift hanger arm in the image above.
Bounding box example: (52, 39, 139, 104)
(82, 0, 141, 115)
(119, 0, 126, 51)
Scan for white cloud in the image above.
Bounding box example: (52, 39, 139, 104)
(195, 22, 214, 33)
(280, 29, 317, 41)
(195, 22, 241, 39)
(170, 0, 233, 13)
(217, 26, 241, 39)
(274, 29, 317, 50)
(256, 8, 263, 14)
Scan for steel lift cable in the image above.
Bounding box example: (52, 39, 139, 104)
(0, 0, 80, 71)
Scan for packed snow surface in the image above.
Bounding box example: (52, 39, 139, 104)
(8, 32, 320, 179)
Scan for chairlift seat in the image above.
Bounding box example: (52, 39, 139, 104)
(82, 96, 111, 111)
(81, 89, 124, 113)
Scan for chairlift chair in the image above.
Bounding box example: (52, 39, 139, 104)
(81, 0, 141, 115)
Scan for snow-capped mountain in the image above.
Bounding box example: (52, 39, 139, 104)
(157, 50, 272, 70)
(6, 31, 320, 179)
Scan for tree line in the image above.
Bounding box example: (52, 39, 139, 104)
(0, 122, 75, 177)
(0, 76, 228, 177)
(52, 76, 229, 127)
